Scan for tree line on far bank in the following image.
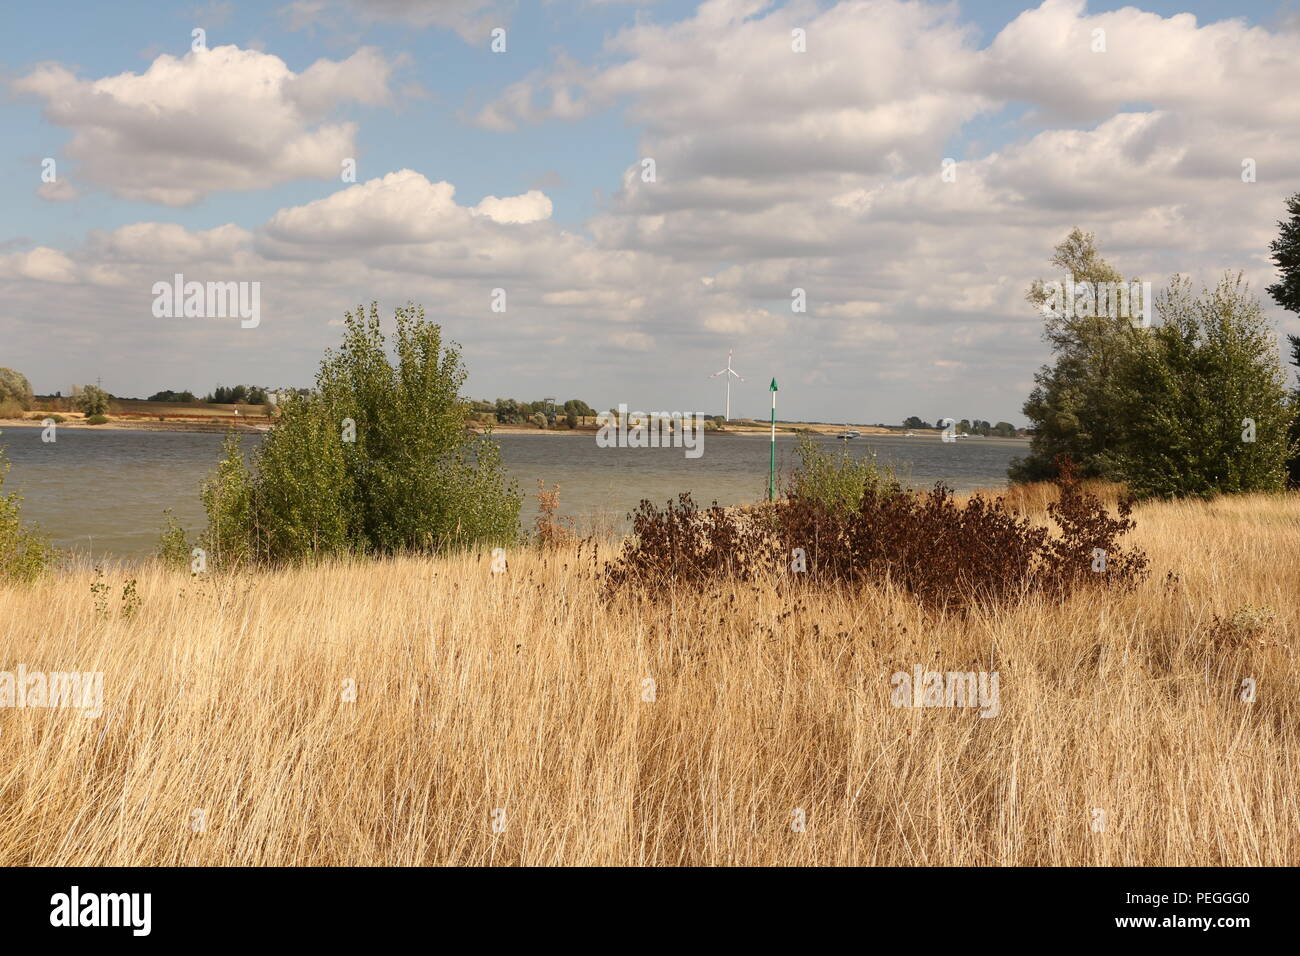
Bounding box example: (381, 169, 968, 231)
(0, 377, 290, 416)
(1009, 194, 1300, 498)
(0, 373, 112, 421)
(475, 398, 599, 429)
(901, 417, 1022, 437)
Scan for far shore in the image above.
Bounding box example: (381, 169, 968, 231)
(0, 417, 269, 434)
(2, 415, 1027, 440)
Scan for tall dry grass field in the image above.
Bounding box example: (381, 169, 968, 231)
(1, 493, 1297, 865)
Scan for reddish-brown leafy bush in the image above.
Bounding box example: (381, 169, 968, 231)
(604, 456, 1148, 610)
(1037, 456, 1147, 596)
(604, 493, 774, 590)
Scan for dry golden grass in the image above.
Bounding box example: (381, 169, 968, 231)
(966, 478, 1129, 514)
(1, 492, 1297, 866)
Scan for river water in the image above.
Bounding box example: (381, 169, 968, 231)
(0, 426, 1028, 558)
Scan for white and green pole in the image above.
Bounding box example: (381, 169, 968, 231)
(768, 377, 778, 501)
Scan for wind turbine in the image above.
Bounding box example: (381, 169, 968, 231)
(711, 350, 745, 421)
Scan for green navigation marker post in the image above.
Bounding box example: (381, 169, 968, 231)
(768, 377, 778, 501)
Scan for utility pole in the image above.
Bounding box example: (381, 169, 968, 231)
(768, 378, 778, 501)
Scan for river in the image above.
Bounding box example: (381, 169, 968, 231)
(0, 427, 1029, 558)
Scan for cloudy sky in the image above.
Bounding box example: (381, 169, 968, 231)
(3, 0, 1299, 425)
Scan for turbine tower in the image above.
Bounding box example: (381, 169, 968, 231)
(711, 350, 744, 421)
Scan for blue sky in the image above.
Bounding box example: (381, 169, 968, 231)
(4, 0, 1282, 240)
(3, 0, 661, 240)
(2, 0, 1298, 423)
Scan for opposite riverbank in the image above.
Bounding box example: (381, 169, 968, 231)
(2, 415, 995, 440)
(0, 417, 269, 434)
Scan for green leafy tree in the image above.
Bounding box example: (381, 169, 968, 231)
(75, 385, 110, 417)
(201, 433, 257, 566)
(157, 508, 192, 569)
(1265, 192, 1300, 486)
(494, 398, 521, 424)
(0, 368, 35, 414)
(1285, 335, 1300, 487)
(564, 399, 596, 424)
(208, 384, 268, 404)
(787, 434, 900, 515)
(1266, 192, 1300, 315)
(902, 416, 929, 429)
(202, 302, 520, 564)
(0, 445, 55, 581)
(1010, 229, 1143, 481)
(1111, 275, 1293, 498)
(148, 389, 198, 403)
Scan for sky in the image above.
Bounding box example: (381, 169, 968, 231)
(2, 0, 1299, 425)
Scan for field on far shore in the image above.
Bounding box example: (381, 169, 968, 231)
(0, 489, 1296, 865)
(0, 399, 273, 433)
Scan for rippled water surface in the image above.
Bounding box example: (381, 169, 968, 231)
(0, 426, 1028, 557)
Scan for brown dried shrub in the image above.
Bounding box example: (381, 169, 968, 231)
(533, 480, 576, 550)
(604, 455, 1148, 610)
(1206, 605, 1284, 651)
(604, 493, 774, 590)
